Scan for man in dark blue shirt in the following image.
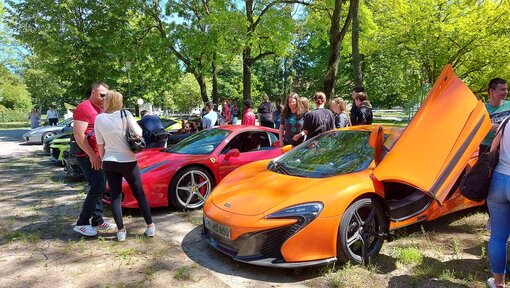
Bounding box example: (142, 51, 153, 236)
(138, 110, 166, 148)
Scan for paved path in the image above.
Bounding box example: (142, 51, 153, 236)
(0, 129, 40, 157)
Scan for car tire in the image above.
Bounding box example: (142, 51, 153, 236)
(337, 198, 387, 264)
(42, 131, 56, 143)
(63, 157, 71, 174)
(168, 166, 214, 210)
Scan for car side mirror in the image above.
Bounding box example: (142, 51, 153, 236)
(225, 148, 240, 161)
(369, 125, 384, 165)
(282, 145, 293, 154)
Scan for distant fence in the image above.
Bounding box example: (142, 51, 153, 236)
(372, 109, 416, 123)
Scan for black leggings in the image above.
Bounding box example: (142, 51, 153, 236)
(103, 161, 152, 230)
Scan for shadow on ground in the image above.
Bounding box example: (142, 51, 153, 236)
(180, 226, 323, 284)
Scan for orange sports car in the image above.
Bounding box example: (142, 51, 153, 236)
(202, 65, 492, 268)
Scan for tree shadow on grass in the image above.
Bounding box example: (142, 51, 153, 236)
(387, 256, 488, 288)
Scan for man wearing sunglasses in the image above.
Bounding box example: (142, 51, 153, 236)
(72, 82, 116, 236)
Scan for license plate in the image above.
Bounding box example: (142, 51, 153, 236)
(204, 216, 230, 239)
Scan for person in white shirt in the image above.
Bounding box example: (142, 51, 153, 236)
(47, 105, 59, 126)
(94, 90, 155, 241)
(202, 101, 217, 129)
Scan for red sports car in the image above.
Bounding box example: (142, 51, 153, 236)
(104, 125, 284, 210)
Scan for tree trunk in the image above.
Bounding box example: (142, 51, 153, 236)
(194, 74, 209, 104)
(243, 48, 252, 100)
(212, 55, 219, 105)
(324, 0, 353, 101)
(351, 0, 362, 87)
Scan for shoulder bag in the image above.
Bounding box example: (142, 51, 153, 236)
(460, 116, 510, 202)
(121, 109, 146, 153)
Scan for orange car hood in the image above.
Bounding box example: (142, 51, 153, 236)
(211, 162, 320, 216)
(373, 65, 491, 203)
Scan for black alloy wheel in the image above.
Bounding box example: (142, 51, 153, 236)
(337, 198, 387, 265)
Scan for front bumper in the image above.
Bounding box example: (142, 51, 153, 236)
(22, 134, 40, 144)
(49, 147, 62, 164)
(202, 220, 337, 268)
(62, 152, 83, 179)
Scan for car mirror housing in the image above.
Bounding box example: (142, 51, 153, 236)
(225, 148, 240, 160)
(282, 145, 293, 153)
(370, 125, 385, 166)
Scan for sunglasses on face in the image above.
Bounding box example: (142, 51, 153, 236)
(99, 93, 106, 98)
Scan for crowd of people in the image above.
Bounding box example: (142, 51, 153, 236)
(201, 87, 374, 147)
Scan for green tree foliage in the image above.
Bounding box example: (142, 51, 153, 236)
(0, 65, 32, 111)
(22, 56, 67, 109)
(5, 0, 510, 111)
(7, 0, 180, 107)
(364, 0, 510, 106)
(143, 0, 244, 104)
(165, 73, 206, 112)
(241, 0, 304, 100)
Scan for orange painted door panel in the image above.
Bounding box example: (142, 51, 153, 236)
(373, 65, 491, 203)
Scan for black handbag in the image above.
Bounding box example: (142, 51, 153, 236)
(121, 110, 146, 153)
(460, 150, 499, 202)
(460, 116, 510, 202)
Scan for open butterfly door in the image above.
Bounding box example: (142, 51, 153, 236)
(373, 65, 491, 204)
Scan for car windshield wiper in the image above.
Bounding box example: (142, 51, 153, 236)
(272, 160, 291, 175)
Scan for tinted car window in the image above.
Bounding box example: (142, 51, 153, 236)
(221, 131, 272, 153)
(167, 128, 231, 155)
(270, 130, 373, 178)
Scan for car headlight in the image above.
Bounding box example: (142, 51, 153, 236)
(265, 202, 324, 228)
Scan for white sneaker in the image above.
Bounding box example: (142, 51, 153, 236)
(487, 277, 505, 288)
(144, 224, 155, 237)
(93, 221, 117, 231)
(117, 229, 127, 242)
(74, 225, 98, 237)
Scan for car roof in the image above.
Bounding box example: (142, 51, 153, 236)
(215, 125, 279, 134)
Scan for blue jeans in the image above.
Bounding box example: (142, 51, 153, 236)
(487, 171, 510, 274)
(76, 156, 106, 226)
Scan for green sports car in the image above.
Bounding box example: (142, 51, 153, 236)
(49, 137, 71, 165)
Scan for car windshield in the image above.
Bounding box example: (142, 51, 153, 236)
(166, 128, 231, 155)
(269, 130, 374, 178)
(160, 118, 177, 128)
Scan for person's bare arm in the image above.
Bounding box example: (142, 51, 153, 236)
(292, 130, 308, 142)
(279, 125, 285, 147)
(490, 131, 503, 152)
(74, 120, 101, 170)
(98, 144, 105, 160)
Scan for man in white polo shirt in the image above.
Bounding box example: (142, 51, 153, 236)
(202, 102, 217, 129)
(47, 105, 59, 126)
